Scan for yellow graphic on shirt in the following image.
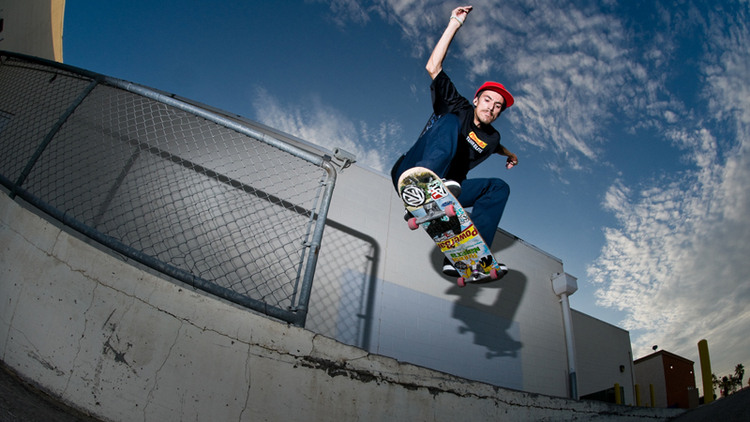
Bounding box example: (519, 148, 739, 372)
(468, 132, 487, 153)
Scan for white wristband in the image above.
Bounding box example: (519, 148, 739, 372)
(450, 16, 464, 26)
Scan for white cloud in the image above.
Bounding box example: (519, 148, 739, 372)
(590, 127, 750, 373)
(461, 3, 640, 165)
(251, 88, 400, 173)
(588, 5, 750, 379)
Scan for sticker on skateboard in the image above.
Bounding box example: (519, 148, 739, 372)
(397, 166, 507, 286)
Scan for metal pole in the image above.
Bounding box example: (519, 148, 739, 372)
(635, 384, 642, 406)
(698, 339, 714, 403)
(559, 292, 579, 399)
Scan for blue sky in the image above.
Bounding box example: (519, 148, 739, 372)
(64, 0, 749, 386)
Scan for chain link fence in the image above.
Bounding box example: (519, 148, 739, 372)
(0, 51, 339, 327)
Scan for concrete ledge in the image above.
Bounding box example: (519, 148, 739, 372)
(0, 193, 684, 421)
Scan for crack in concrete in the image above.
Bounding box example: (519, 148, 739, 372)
(238, 344, 253, 422)
(63, 282, 100, 398)
(142, 320, 182, 421)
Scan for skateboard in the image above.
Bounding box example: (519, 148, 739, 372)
(397, 166, 507, 287)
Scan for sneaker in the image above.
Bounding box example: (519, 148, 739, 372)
(442, 257, 460, 277)
(443, 179, 461, 198)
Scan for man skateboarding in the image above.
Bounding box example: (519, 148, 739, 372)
(391, 5, 518, 277)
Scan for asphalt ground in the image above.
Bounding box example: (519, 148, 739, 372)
(670, 386, 750, 422)
(0, 363, 102, 422)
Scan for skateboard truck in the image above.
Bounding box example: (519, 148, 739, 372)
(457, 265, 501, 287)
(407, 203, 456, 230)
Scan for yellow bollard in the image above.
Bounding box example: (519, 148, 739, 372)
(650, 384, 656, 407)
(614, 383, 622, 405)
(635, 384, 641, 406)
(698, 339, 714, 404)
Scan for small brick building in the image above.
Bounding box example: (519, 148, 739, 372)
(634, 350, 699, 408)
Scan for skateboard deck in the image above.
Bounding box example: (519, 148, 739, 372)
(397, 166, 507, 286)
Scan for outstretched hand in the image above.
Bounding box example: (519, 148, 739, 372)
(451, 6, 473, 24)
(506, 154, 518, 169)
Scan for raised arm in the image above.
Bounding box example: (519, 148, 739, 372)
(425, 6, 473, 79)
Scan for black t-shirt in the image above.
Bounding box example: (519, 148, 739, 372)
(430, 71, 503, 182)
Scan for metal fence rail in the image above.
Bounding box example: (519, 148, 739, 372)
(0, 51, 337, 327)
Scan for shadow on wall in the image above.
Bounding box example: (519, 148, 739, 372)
(431, 233, 527, 359)
(309, 212, 527, 361)
(294, 205, 531, 387)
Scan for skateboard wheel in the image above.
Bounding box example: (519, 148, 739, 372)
(407, 217, 419, 230)
(444, 204, 456, 217)
(457, 277, 466, 287)
(490, 268, 499, 280)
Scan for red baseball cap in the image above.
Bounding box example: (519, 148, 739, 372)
(475, 81, 514, 109)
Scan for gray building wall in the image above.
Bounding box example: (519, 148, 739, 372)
(573, 309, 635, 403)
(0, 44, 637, 399)
(634, 355, 668, 407)
(301, 155, 612, 397)
(192, 116, 637, 399)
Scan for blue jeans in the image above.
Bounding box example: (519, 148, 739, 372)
(391, 114, 510, 246)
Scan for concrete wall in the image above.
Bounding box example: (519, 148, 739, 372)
(0, 192, 685, 421)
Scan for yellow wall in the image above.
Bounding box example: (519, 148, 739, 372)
(0, 0, 65, 62)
